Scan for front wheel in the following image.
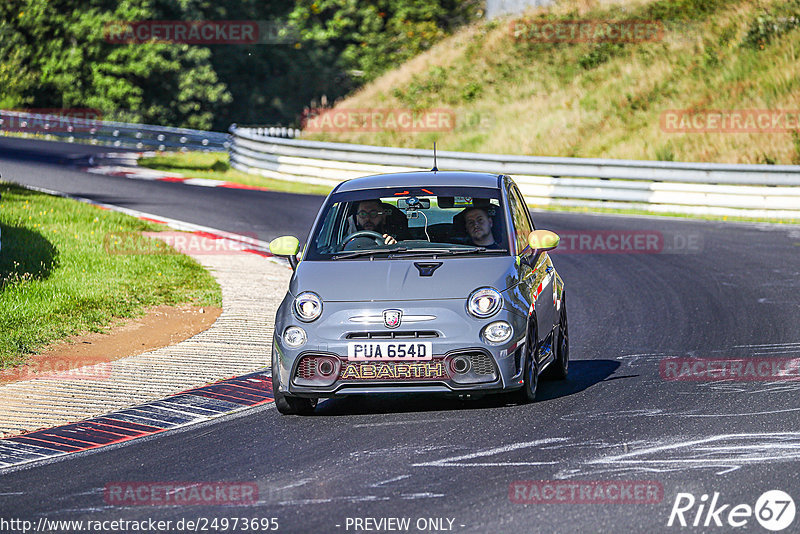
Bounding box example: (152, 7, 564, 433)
(512, 324, 539, 404)
(543, 293, 569, 380)
(271, 354, 317, 415)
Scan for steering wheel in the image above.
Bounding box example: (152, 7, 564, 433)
(341, 230, 385, 250)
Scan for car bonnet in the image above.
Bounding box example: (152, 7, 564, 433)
(291, 256, 517, 302)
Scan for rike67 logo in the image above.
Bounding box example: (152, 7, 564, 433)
(668, 490, 795, 531)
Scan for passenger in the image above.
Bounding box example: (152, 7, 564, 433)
(463, 207, 500, 249)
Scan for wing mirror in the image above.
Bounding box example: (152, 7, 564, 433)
(520, 230, 560, 266)
(269, 235, 300, 270)
(528, 230, 560, 252)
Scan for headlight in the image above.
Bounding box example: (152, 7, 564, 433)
(467, 287, 503, 318)
(483, 321, 513, 344)
(283, 326, 307, 348)
(294, 292, 322, 321)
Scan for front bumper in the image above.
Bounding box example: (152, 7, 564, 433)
(272, 298, 528, 397)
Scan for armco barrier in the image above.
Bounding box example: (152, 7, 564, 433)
(0, 109, 235, 152)
(229, 126, 800, 219)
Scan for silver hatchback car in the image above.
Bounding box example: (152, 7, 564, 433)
(269, 171, 567, 415)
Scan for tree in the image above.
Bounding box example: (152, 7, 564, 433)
(0, 0, 482, 130)
(0, 0, 230, 129)
(288, 0, 482, 82)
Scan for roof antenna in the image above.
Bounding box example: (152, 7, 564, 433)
(431, 142, 438, 173)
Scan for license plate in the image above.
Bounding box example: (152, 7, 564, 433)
(347, 341, 432, 361)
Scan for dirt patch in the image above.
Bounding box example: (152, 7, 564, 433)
(0, 305, 222, 384)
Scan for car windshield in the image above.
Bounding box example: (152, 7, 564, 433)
(305, 186, 508, 260)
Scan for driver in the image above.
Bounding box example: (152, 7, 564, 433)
(355, 200, 398, 245)
(463, 207, 500, 249)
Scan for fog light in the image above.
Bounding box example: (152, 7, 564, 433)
(318, 358, 335, 376)
(483, 321, 512, 344)
(451, 356, 471, 374)
(283, 326, 307, 348)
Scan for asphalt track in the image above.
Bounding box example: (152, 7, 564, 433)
(2, 138, 800, 533)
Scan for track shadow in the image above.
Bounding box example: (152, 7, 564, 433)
(312, 359, 620, 416)
(0, 137, 137, 165)
(0, 223, 59, 288)
(536, 359, 621, 401)
(0, 142, 86, 166)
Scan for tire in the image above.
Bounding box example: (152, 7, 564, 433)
(543, 293, 569, 380)
(271, 354, 317, 416)
(512, 321, 539, 404)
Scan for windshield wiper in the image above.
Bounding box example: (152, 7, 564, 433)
(333, 247, 508, 259)
(444, 247, 494, 254)
(331, 249, 389, 260)
(332, 246, 447, 260)
(389, 247, 508, 258)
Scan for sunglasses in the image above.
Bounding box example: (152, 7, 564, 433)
(357, 210, 385, 218)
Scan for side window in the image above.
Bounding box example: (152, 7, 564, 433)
(313, 202, 344, 254)
(507, 184, 533, 253)
(512, 185, 535, 230)
(519, 188, 536, 231)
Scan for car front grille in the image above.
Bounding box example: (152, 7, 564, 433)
(448, 350, 498, 384)
(293, 353, 340, 387)
(296, 357, 319, 379)
(469, 352, 495, 375)
(345, 331, 439, 340)
(338, 358, 450, 381)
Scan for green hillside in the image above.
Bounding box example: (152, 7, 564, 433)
(303, 0, 800, 164)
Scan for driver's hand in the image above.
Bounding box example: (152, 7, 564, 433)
(383, 234, 397, 245)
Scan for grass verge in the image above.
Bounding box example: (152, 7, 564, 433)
(0, 182, 222, 369)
